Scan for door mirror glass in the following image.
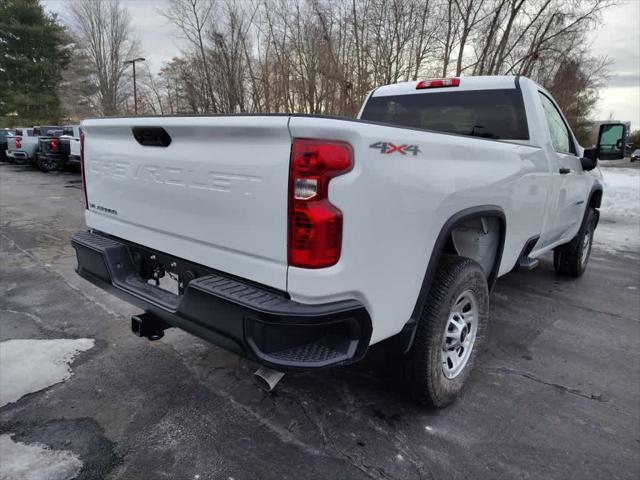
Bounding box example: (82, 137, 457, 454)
(597, 123, 627, 160)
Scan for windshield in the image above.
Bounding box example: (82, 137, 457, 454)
(361, 88, 529, 140)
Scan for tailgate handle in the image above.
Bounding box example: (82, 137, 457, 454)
(132, 127, 171, 147)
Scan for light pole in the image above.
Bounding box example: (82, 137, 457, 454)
(124, 57, 145, 115)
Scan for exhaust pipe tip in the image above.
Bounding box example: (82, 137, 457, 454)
(253, 366, 285, 392)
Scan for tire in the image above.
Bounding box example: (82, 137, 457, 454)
(553, 208, 597, 278)
(404, 255, 489, 407)
(37, 155, 59, 172)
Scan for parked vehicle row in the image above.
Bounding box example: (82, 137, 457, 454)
(1, 124, 82, 172)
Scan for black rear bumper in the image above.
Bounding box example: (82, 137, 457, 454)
(71, 231, 371, 370)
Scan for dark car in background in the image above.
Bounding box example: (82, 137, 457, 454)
(0, 128, 15, 161)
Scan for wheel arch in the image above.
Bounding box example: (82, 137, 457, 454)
(588, 185, 603, 209)
(586, 184, 603, 227)
(389, 205, 506, 354)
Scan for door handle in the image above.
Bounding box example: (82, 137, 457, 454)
(559, 168, 571, 174)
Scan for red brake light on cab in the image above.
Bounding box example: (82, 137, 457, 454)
(416, 78, 460, 90)
(288, 138, 353, 268)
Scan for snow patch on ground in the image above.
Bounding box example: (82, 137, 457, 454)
(0, 338, 94, 407)
(595, 168, 640, 254)
(0, 434, 83, 480)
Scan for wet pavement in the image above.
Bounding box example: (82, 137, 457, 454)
(1, 162, 638, 479)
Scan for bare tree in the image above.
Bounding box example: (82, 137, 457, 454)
(148, 0, 615, 123)
(68, 0, 139, 116)
(545, 53, 610, 145)
(160, 0, 218, 112)
(57, 33, 99, 122)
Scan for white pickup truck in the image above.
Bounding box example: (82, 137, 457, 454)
(72, 76, 626, 406)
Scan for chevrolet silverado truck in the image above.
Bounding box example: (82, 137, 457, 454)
(37, 125, 81, 172)
(71, 76, 626, 406)
(6, 127, 36, 163)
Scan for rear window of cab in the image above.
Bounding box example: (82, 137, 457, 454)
(361, 88, 529, 140)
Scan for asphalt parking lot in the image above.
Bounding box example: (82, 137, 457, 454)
(1, 162, 639, 480)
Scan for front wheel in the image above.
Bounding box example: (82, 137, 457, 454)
(553, 208, 597, 278)
(404, 255, 489, 407)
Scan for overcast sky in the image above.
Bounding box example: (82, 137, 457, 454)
(43, 0, 639, 129)
(588, 0, 640, 129)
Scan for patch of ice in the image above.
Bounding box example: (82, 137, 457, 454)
(594, 168, 640, 254)
(0, 434, 83, 480)
(0, 338, 94, 407)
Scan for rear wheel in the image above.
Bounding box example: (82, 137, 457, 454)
(37, 155, 59, 172)
(553, 208, 597, 278)
(404, 255, 489, 407)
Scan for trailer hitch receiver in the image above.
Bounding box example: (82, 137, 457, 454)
(131, 312, 169, 340)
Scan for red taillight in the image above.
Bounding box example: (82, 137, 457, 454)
(288, 138, 353, 268)
(80, 131, 88, 209)
(15, 136, 22, 149)
(416, 78, 460, 89)
(50, 139, 59, 152)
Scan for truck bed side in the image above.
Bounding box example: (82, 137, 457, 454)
(286, 116, 548, 343)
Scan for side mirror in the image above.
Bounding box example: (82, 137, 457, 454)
(597, 123, 627, 160)
(581, 147, 598, 171)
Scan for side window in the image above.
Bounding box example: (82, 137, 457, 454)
(538, 93, 573, 154)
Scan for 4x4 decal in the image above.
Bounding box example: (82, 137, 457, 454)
(369, 142, 421, 156)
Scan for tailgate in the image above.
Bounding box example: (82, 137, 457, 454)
(58, 136, 71, 155)
(39, 138, 52, 154)
(82, 116, 293, 290)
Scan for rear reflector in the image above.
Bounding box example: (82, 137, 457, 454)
(80, 131, 88, 209)
(50, 139, 59, 152)
(288, 139, 353, 268)
(416, 78, 460, 89)
(15, 136, 22, 149)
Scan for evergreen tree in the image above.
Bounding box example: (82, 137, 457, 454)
(0, 0, 70, 127)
